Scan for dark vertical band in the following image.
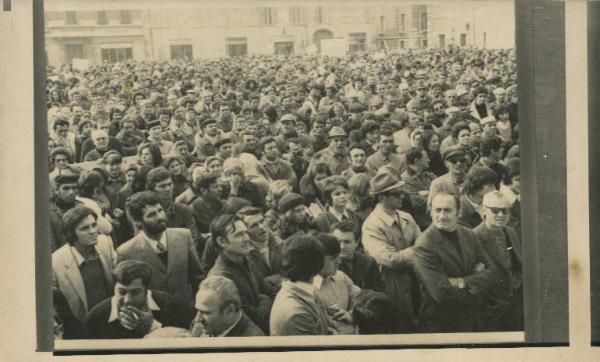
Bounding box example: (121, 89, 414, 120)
(516, 0, 569, 343)
(34, 0, 53, 352)
(3, 0, 11, 12)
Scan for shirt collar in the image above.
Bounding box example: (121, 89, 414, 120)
(217, 312, 243, 337)
(328, 206, 349, 222)
(313, 271, 338, 290)
(373, 204, 407, 227)
(70, 245, 99, 267)
(143, 231, 167, 253)
(108, 290, 160, 323)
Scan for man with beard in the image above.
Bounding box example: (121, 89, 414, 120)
(50, 169, 83, 251)
(366, 127, 406, 176)
(118, 191, 203, 307)
(473, 191, 523, 331)
(207, 213, 273, 334)
(341, 143, 374, 178)
(190, 276, 264, 337)
(428, 146, 471, 206)
(84, 260, 195, 339)
(145, 167, 199, 250)
(362, 171, 421, 327)
(309, 127, 351, 175)
(256, 136, 297, 189)
(412, 193, 499, 332)
(274, 113, 313, 152)
(217, 102, 235, 133)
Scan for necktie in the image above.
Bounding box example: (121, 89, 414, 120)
(156, 241, 167, 254)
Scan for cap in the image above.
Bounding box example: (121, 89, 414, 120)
(278, 193, 305, 213)
(369, 171, 405, 195)
(328, 126, 347, 138)
(201, 118, 217, 128)
(280, 114, 297, 123)
(480, 116, 497, 125)
(442, 145, 467, 161)
(146, 120, 162, 130)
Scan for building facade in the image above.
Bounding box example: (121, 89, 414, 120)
(44, 1, 429, 66)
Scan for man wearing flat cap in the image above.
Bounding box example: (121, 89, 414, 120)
(147, 120, 174, 156)
(473, 191, 523, 331)
(361, 171, 421, 326)
(274, 113, 313, 152)
(50, 168, 83, 251)
(428, 145, 471, 207)
(309, 126, 351, 175)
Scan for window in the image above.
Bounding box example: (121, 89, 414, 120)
(274, 42, 294, 55)
(401, 14, 406, 32)
(316, 6, 323, 24)
(120, 10, 131, 25)
(460, 33, 467, 46)
(65, 11, 77, 25)
(394, 9, 405, 32)
(101, 48, 133, 63)
(400, 40, 405, 49)
(96, 11, 108, 25)
(170, 45, 193, 60)
(420, 12, 428, 32)
(438, 34, 446, 48)
(349, 33, 366, 52)
(289, 6, 304, 24)
(65, 44, 84, 65)
(226, 38, 247, 56)
(258, 7, 276, 25)
(422, 39, 428, 48)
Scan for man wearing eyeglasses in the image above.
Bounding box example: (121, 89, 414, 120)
(473, 191, 523, 331)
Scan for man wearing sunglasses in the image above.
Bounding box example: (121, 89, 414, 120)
(428, 145, 471, 207)
(473, 191, 523, 331)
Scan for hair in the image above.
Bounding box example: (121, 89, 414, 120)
(53, 118, 70, 130)
(331, 220, 355, 234)
(421, 131, 441, 152)
(210, 213, 240, 243)
(102, 151, 122, 165)
(194, 173, 219, 190)
(480, 136, 504, 157)
(113, 260, 153, 289)
(222, 158, 245, 176)
(462, 167, 498, 195)
(301, 162, 332, 204)
(451, 122, 470, 140)
(504, 157, 520, 185)
(50, 147, 73, 164)
(321, 176, 349, 206)
(352, 290, 415, 334)
(348, 143, 368, 157)
(198, 276, 242, 313)
(379, 127, 394, 138)
(138, 142, 163, 167)
(429, 192, 461, 212)
(62, 205, 98, 245)
(315, 232, 341, 256)
(91, 129, 108, 141)
(145, 166, 172, 191)
(267, 180, 294, 209)
(405, 147, 425, 165)
(78, 170, 104, 198)
(281, 234, 325, 283)
(126, 191, 162, 222)
(77, 120, 92, 135)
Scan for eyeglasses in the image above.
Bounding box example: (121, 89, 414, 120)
(448, 157, 469, 165)
(485, 207, 511, 215)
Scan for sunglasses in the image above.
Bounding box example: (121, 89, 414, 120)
(486, 207, 511, 215)
(448, 157, 469, 165)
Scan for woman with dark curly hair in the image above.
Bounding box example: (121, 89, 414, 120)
(313, 176, 362, 238)
(163, 155, 188, 198)
(421, 131, 447, 176)
(298, 162, 331, 219)
(137, 142, 163, 168)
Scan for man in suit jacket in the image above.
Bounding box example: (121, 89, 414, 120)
(190, 276, 264, 337)
(207, 214, 273, 334)
(84, 260, 195, 339)
(457, 166, 497, 228)
(413, 193, 501, 333)
(270, 234, 331, 336)
(118, 191, 203, 308)
(473, 191, 523, 331)
(52, 205, 117, 339)
(334, 221, 384, 292)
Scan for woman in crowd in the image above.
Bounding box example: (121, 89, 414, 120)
(299, 162, 332, 219)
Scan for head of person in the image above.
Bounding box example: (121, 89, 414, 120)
(205, 156, 223, 177)
(281, 234, 325, 283)
(267, 179, 293, 210)
(241, 130, 257, 150)
(309, 162, 332, 193)
(210, 213, 251, 257)
(311, 118, 326, 137)
(279, 192, 307, 224)
(138, 142, 163, 168)
(280, 114, 297, 135)
(145, 166, 174, 201)
(361, 119, 380, 144)
(62, 205, 98, 247)
(352, 290, 411, 334)
(120, 118, 136, 135)
(370, 171, 407, 211)
(78, 170, 105, 198)
(451, 122, 471, 147)
(112, 260, 153, 316)
(315, 232, 341, 277)
(496, 107, 510, 121)
(125, 164, 138, 185)
(258, 136, 279, 161)
(215, 138, 233, 160)
(503, 157, 520, 195)
(101, 151, 123, 179)
(493, 87, 507, 103)
(474, 87, 488, 105)
(163, 156, 185, 177)
(238, 206, 269, 244)
(430, 192, 460, 232)
(406, 112, 422, 129)
(421, 131, 441, 153)
(332, 221, 358, 261)
(174, 140, 190, 158)
(50, 147, 72, 170)
(480, 136, 504, 163)
(202, 119, 219, 137)
(194, 276, 242, 337)
(194, 172, 222, 198)
(321, 176, 349, 209)
(481, 116, 498, 136)
(89, 129, 109, 152)
(481, 190, 513, 229)
(442, 146, 470, 177)
(463, 166, 498, 201)
(78, 120, 93, 138)
(348, 143, 368, 169)
(328, 126, 348, 156)
(378, 127, 396, 156)
(126, 191, 168, 235)
(147, 121, 163, 141)
(468, 122, 483, 145)
(222, 158, 246, 183)
(405, 147, 429, 173)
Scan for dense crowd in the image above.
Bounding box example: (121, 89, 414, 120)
(47, 46, 522, 339)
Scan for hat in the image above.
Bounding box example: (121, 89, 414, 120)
(280, 113, 297, 123)
(369, 171, 405, 195)
(146, 120, 161, 130)
(328, 126, 347, 139)
(214, 137, 232, 149)
(480, 116, 497, 125)
(278, 193, 305, 213)
(201, 118, 217, 128)
(442, 145, 467, 161)
(54, 167, 81, 185)
(445, 106, 460, 115)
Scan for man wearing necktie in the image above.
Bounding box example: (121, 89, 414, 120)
(117, 191, 204, 308)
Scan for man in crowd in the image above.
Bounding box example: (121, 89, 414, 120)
(366, 126, 406, 176)
(50, 169, 82, 251)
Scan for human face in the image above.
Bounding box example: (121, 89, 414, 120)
(509, 175, 521, 194)
(349, 148, 366, 168)
(168, 160, 182, 176)
(457, 129, 471, 146)
(107, 162, 122, 178)
(382, 190, 405, 211)
(415, 151, 430, 171)
(433, 103, 445, 115)
(290, 204, 307, 223)
(431, 194, 459, 232)
(469, 125, 482, 143)
(56, 183, 79, 204)
(153, 177, 174, 200)
(218, 143, 232, 159)
(159, 114, 170, 128)
(53, 154, 70, 169)
(314, 172, 329, 191)
(379, 135, 395, 155)
(483, 203, 511, 229)
(208, 160, 222, 176)
(475, 94, 487, 105)
(93, 133, 109, 151)
(220, 220, 252, 256)
(175, 144, 189, 157)
(148, 125, 162, 140)
(320, 253, 340, 277)
(243, 213, 268, 244)
(242, 134, 256, 148)
(333, 230, 357, 260)
(408, 114, 421, 129)
(330, 136, 346, 155)
(194, 289, 235, 336)
(125, 170, 137, 185)
(122, 121, 135, 134)
(115, 278, 147, 316)
(55, 124, 69, 138)
(205, 123, 218, 137)
(141, 203, 168, 235)
(330, 186, 349, 208)
(263, 142, 279, 161)
(81, 122, 92, 137)
(140, 148, 154, 167)
(73, 215, 98, 247)
(72, 106, 83, 120)
(312, 123, 325, 136)
(483, 122, 497, 135)
(445, 156, 469, 176)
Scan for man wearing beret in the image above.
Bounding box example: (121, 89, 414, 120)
(309, 126, 351, 175)
(361, 171, 421, 326)
(428, 145, 471, 206)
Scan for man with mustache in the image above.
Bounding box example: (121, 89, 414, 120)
(117, 191, 203, 307)
(428, 145, 471, 206)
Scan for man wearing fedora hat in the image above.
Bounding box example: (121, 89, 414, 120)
(309, 126, 351, 175)
(362, 171, 421, 325)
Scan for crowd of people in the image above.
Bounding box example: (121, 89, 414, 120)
(47, 46, 523, 339)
